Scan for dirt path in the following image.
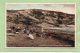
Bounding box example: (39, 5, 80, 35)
(7, 33, 74, 47)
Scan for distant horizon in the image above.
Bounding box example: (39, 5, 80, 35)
(6, 4, 75, 14)
(7, 9, 75, 15)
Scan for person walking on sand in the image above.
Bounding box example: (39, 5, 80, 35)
(24, 27, 34, 40)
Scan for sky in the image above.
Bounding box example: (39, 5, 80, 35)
(6, 3, 75, 14)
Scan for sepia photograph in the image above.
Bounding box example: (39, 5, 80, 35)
(6, 3, 75, 47)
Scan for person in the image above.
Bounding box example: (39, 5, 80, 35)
(24, 26, 34, 40)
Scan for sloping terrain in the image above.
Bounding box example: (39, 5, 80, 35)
(7, 9, 75, 47)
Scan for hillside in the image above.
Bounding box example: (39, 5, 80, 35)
(7, 9, 75, 47)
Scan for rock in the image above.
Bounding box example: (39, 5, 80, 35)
(28, 34, 34, 40)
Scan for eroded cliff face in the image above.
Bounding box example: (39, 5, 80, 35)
(7, 9, 75, 47)
(7, 9, 75, 25)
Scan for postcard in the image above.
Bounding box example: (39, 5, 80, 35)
(0, 0, 80, 52)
